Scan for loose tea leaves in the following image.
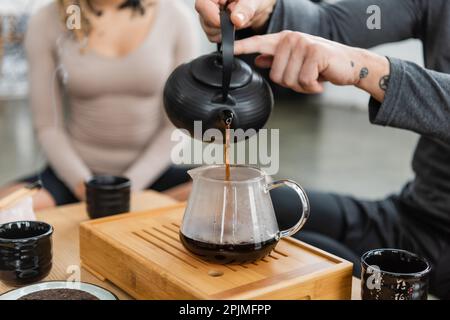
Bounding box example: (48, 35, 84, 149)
(18, 289, 99, 300)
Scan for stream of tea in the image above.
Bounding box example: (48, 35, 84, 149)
(224, 121, 231, 181)
(222, 118, 233, 245)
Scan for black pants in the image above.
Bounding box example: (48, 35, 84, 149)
(271, 188, 450, 299)
(22, 166, 191, 206)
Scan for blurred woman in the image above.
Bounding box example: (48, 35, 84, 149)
(0, 0, 199, 209)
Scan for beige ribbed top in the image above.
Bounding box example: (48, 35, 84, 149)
(25, 0, 199, 192)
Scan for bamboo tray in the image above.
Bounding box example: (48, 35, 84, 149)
(79, 203, 353, 300)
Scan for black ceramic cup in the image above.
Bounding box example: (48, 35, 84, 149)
(85, 175, 131, 219)
(361, 248, 431, 300)
(0, 221, 53, 286)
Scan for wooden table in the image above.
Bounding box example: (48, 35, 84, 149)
(0, 191, 361, 300)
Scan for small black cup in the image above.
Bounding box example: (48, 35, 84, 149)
(85, 175, 131, 219)
(361, 248, 431, 300)
(0, 221, 53, 286)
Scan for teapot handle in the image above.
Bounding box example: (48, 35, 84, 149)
(219, 8, 235, 102)
(266, 180, 310, 239)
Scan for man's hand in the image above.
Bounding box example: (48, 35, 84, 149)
(195, 0, 277, 42)
(235, 31, 390, 102)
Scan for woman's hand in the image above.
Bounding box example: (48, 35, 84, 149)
(235, 31, 390, 102)
(195, 0, 277, 42)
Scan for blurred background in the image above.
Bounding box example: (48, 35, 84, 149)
(0, 0, 420, 199)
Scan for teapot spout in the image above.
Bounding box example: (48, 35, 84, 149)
(219, 109, 234, 126)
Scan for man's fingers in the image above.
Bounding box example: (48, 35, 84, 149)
(282, 47, 304, 90)
(298, 57, 325, 93)
(234, 34, 279, 55)
(269, 37, 292, 84)
(236, 30, 325, 94)
(255, 54, 273, 69)
(195, 0, 258, 29)
(230, 0, 260, 28)
(200, 17, 221, 42)
(195, 0, 221, 28)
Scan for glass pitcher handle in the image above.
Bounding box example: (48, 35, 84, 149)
(266, 180, 310, 239)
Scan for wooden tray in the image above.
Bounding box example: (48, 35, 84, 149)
(79, 203, 353, 300)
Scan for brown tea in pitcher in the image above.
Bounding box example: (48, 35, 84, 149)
(180, 233, 277, 264)
(179, 115, 281, 265)
(224, 118, 232, 181)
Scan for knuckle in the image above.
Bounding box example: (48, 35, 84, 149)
(287, 31, 302, 41)
(307, 43, 321, 55)
(288, 36, 298, 46)
(280, 31, 293, 43)
(294, 39, 304, 51)
(286, 32, 300, 46)
(281, 30, 293, 37)
(298, 76, 314, 88)
(283, 77, 296, 88)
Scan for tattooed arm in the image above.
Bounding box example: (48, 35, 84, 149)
(197, 0, 450, 141)
(354, 49, 390, 103)
(235, 30, 450, 142)
(234, 31, 391, 102)
(196, 0, 423, 102)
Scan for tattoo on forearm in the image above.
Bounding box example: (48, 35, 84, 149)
(359, 67, 369, 79)
(351, 61, 355, 68)
(379, 75, 390, 91)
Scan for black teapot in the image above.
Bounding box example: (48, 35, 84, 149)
(163, 9, 274, 141)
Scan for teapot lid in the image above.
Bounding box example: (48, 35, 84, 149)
(190, 54, 253, 89)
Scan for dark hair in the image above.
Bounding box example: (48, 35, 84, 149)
(118, 0, 147, 15)
(88, 0, 148, 16)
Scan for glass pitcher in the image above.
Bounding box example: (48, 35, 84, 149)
(180, 165, 310, 264)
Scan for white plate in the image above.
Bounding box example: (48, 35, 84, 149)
(0, 281, 118, 300)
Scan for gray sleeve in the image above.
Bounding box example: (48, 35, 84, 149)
(267, 0, 426, 48)
(25, 5, 92, 192)
(369, 58, 450, 143)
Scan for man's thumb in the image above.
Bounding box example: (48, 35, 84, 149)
(230, 0, 258, 28)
